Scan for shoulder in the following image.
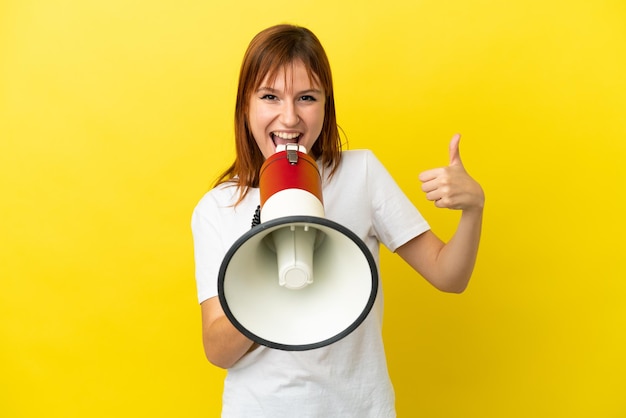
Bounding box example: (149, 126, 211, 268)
(193, 182, 260, 220)
(194, 182, 240, 211)
(339, 149, 377, 163)
(321, 149, 390, 193)
(335, 149, 388, 176)
(333, 149, 381, 172)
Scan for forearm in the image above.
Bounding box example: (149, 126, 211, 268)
(397, 207, 483, 293)
(433, 208, 483, 293)
(201, 298, 258, 369)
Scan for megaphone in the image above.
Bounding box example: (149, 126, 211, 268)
(218, 143, 378, 351)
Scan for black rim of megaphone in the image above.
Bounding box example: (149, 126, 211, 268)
(217, 215, 379, 351)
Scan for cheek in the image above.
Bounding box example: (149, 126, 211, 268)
(247, 109, 265, 137)
(314, 109, 325, 136)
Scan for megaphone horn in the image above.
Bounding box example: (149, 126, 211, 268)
(218, 144, 378, 351)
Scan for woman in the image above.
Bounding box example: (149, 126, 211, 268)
(192, 24, 484, 417)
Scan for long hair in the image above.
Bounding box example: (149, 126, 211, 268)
(214, 24, 342, 203)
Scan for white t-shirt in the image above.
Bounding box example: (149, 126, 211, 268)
(192, 149, 430, 417)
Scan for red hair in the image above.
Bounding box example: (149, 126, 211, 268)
(215, 24, 342, 203)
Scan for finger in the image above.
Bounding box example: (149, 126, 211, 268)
(425, 190, 443, 202)
(449, 133, 462, 166)
(421, 179, 438, 194)
(434, 197, 450, 209)
(418, 167, 443, 183)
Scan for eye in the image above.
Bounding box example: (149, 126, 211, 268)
(260, 94, 278, 101)
(299, 95, 317, 102)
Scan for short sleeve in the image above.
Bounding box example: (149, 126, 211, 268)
(365, 150, 430, 252)
(191, 193, 226, 303)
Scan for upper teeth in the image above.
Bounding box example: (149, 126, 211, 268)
(273, 132, 300, 140)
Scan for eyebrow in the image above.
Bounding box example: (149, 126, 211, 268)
(256, 86, 323, 95)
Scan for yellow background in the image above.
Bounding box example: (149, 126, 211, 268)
(2, 0, 625, 417)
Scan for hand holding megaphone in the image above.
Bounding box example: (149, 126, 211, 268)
(418, 134, 485, 211)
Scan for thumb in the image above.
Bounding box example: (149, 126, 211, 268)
(449, 133, 462, 166)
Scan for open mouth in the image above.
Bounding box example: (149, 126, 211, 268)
(271, 132, 302, 148)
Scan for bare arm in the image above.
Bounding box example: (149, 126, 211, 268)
(200, 296, 259, 369)
(396, 134, 484, 293)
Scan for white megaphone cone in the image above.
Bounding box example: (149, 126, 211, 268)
(218, 144, 378, 351)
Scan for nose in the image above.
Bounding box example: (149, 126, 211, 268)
(279, 101, 299, 127)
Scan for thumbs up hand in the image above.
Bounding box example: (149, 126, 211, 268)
(418, 134, 485, 211)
